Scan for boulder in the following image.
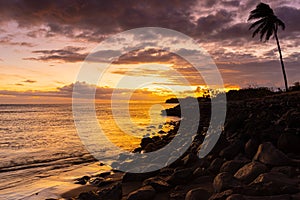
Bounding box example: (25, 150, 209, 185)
(234, 162, 268, 184)
(225, 194, 244, 200)
(208, 189, 234, 200)
(168, 168, 193, 185)
(185, 187, 211, 200)
(97, 183, 122, 200)
(244, 172, 299, 195)
(208, 158, 225, 174)
(271, 166, 296, 177)
(219, 141, 244, 160)
(278, 132, 300, 154)
(253, 142, 291, 166)
(213, 172, 241, 193)
(226, 194, 291, 200)
(127, 185, 156, 200)
(123, 171, 157, 182)
(143, 177, 170, 192)
(244, 139, 259, 158)
(220, 160, 245, 175)
(140, 137, 154, 149)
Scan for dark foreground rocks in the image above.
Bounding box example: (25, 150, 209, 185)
(63, 92, 300, 200)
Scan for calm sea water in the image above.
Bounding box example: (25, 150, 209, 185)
(0, 103, 178, 199)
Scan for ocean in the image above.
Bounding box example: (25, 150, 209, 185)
(0, 103, 179, 199)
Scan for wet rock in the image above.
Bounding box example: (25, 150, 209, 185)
(244, 172, 299, 195)
(253, 142, 291, 166)
(234, 162, 268, 184)
(75, 176, 90, 185)
(185, 187, 211, 200)
(127, 185, 156, 200)
(213, 172, 241, 193)
(140, 137, 154, 149)
(244, 139, 259, 158)
(220, 160, 245, 175)
(143, 177, 170, 192)
(89, 177, 114, 187)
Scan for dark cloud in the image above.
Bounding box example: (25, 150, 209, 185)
(0, 36, 35, 47)
(196, 9, 235, 35)
(0, 0, 196, 42)
(275, 6, 300, 39)
(24, 46, 87, 62)
(23, 79, 36, 83)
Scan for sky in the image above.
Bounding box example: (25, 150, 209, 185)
(0, 0, 299, 103)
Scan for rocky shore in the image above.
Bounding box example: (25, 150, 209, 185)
(63, 91, 300, 200)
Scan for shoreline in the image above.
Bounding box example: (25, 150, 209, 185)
(59, 91, 299, 200)
(3, 91, 300, 200)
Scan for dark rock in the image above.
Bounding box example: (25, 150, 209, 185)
(225, 194, 244, 200)
(95, 171, 111, 178)
(220, 160, 245, 175)
(244, 139, 259, 158)
(182, 153, 199, 166)
(143, 177, 170, 192)
(213, 172, 241, 193)
(89, 177, 114, 187)
(144, 143, 156, 152)
(234, 162, 268, 184)
(244, 172, 299, 195)
(185, 187, 211, 200)
(97, 182, 122, 200)
(226, 194, 291, 200)
(271, 166, 296, 177)
(253, 142, 291, 166)
(193, 167, 207, 177)
(75, 176, 90, 185)
(127, 185, 156, 200)
(77, 191, 99, 200)
(220, 141, 244, 160)
(140, 137, 154, 149)
(292, 192, 300, 200)
(209, 189, 234, 200)
(170, 191, 186, 200)
(159, 168, 174, 177)
(168, 168, 194, 185)
(278, 132, 300, 154)
(208, 158, 225, 174)
(209, 134, 230, 157)
(123, 171, 157, 182)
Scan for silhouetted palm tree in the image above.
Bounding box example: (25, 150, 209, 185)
(248, 3, 288, 91)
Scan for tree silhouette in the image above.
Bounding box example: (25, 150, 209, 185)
(248, 3, 288, 91)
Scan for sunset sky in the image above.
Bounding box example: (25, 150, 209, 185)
(0, 0, 299, 103)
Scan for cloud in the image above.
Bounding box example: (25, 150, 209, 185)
(23, 79, 36, 83)
(0, 36, 35, 47)
(0, 81, 169, 101)
(24, 46, 88, 62)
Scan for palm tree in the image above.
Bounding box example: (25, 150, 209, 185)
(248, 3, 288, 91)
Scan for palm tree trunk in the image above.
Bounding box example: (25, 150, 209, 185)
(274, 32, 288, 91)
